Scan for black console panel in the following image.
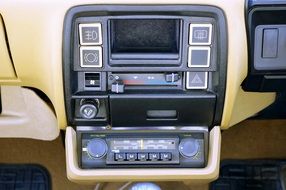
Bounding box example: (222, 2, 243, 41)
(243, 0, 286, 92)
(63, 5, 227, 168)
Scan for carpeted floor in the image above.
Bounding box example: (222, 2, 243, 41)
(0, 119, 285, 190)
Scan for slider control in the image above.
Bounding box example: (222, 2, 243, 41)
(165, 73, 180, 83)
(111, 80, 125, 93)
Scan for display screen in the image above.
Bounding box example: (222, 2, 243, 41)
(109, 138, 177, 150)
(110, 19, 180, 53)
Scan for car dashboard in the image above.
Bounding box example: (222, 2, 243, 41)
(0, 0, 283, 185)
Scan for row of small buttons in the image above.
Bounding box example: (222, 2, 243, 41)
(79, 23, 103, 68)
(186, 23, 212, 89)
(188, 24, 212, 68)
(114, 152, 172, 162)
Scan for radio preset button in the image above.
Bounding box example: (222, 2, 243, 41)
(80, 46, 102, 68)
(126, 153, 137, 161)
(138, 153, 148, 161)
(188, 47, 210, 68)
(189, 23, 212, 45)
(186, 72, 208, 90)
(114, 153, 125, 161)
(79, 23, 102, 45)
(160, 153, 172, 161)
(149, 153, 159, 161)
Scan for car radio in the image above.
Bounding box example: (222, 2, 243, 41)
(78, 127, 208, 168)
(63, 5, 227, 169)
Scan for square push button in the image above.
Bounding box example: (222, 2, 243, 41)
(80, 46, 102, 68)
(189, 24, 212, 45)
(188, 47, 210, 68)
(186, 72, 208, 89)
(79, 23, 102, 45)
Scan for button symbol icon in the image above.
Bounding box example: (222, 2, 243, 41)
(80, 47, 102, 68)
(79, 23, 102, 45)
(84, 30, 98, 41)
(89, 80, 95, 85)
(83, 108, 94, 117)
(191, 74, 203, 84)
(194, 30, 208, 40)
(147, 76, 155, 80)
(186, 72, 208, 89)
(189, 24, 212, 45)
(84, 52, 98, 63)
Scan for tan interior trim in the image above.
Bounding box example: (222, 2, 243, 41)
(0, 15, 16, 79)
(65, 126, 221, 183)
(0, 86, 59, 140)
(0, 0, 276, 130)
(226, 87, 276, 128)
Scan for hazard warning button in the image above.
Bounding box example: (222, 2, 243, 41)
(186, 72, 208, 89)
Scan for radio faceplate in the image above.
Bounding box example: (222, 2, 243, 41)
(78, 127, 208, 169)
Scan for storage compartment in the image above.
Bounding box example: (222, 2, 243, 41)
(110, 19, 180, 56)
(110, 93, 216, 127)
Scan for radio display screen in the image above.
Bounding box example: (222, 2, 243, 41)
(109, 138, 177, 150)
(110, 19, 180, 54)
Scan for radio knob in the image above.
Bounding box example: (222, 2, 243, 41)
(86, 138, 108, 159)
(179, 138, 199, 158)
(79, 99, 99, 119)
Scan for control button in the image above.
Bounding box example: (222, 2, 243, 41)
(149, 153, 159, 161)
(111, 80, 125, 93)
(160, 153, 172, 161)
(165, 73, 180, 83)
(114, 153, 126, 161)
(86, 138, 107, 159)
(126, 153, 137, 161)
(189, 23, 212, 45)
(80, 46, 102, 68)
(262, 28, 278, 58)
(138, 153, 148, 161)
(186, 72, 208, 89)
(179, 138, 200, 158)
(79, 99, 99, 119)
(79, 23, 102, 45)
(188, 47, 210, 68)
(85, 73, 100, 88)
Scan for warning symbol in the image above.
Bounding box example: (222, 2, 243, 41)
(187, 72, 207, 89)
(191, 74, 203, 84)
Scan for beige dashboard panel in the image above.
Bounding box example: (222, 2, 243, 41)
(0, 0, 275, 132)
(0, 86, 59, 140)
(66, 126, 221, 183)
(0, 15, 16, 79)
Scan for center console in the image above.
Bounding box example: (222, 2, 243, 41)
(63, 5, 227, 172)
